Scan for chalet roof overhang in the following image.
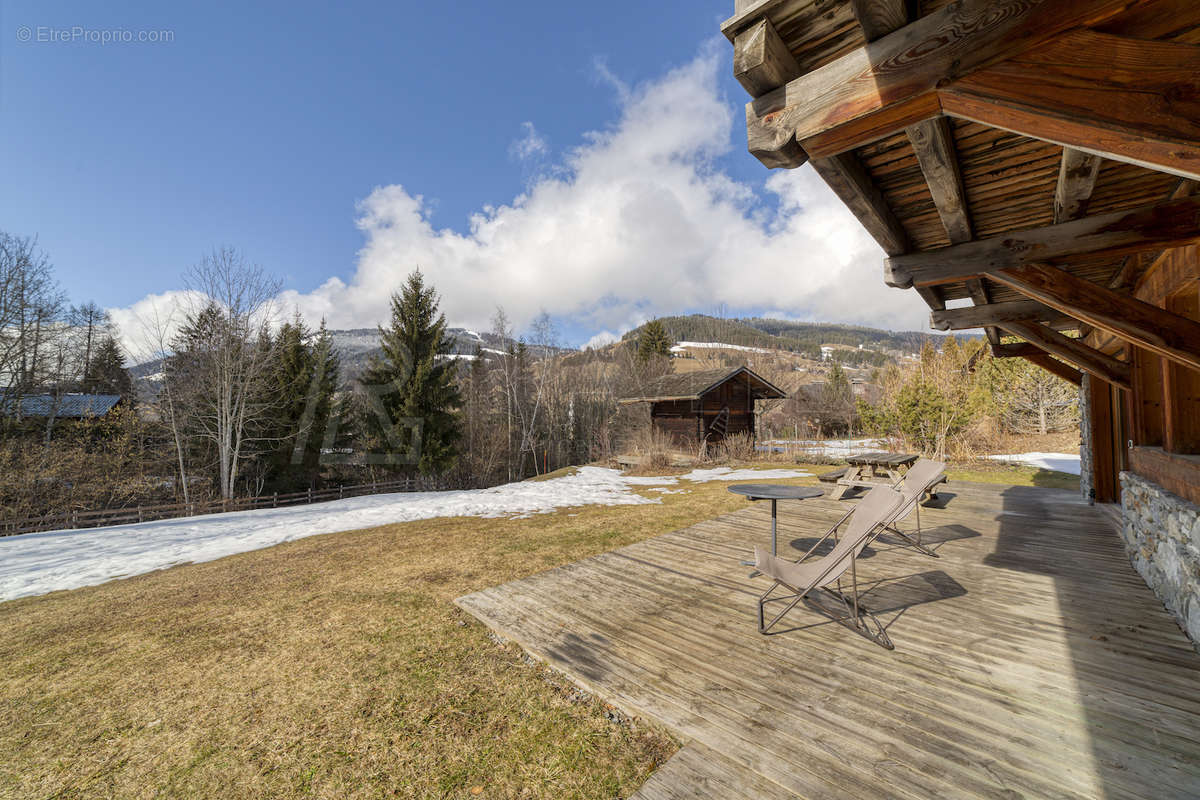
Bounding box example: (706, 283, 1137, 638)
(618, 366, 787, 405)
(723, 0, 1200, 384)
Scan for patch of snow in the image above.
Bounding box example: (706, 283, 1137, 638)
(759, 438, 885, 457)
(671, 341, 769, 354)
(0, 465, 809, 602)
(986, 452, 1080, 476)
(677, 467, 812, 482)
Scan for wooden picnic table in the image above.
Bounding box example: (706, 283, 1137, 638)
(822, 452, 919, 500)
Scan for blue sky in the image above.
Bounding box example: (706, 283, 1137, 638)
(1, 0, 927, 349)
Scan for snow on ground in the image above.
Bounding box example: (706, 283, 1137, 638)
(0, 465, 810, 602)
(986, 452, 1081, 475)
(670, 341, 769, 354)
(759, 438, 886, 457)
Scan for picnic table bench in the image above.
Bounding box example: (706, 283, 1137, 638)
(820, 452, 945, 500)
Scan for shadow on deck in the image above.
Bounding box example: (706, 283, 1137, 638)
(456, 481, 1200, 799)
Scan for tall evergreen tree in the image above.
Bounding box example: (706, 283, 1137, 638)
(82, 335, 133, 399)
(360, 270, 461, 475)
(637, 319, 673, 362)
(263, 316, 340, 490)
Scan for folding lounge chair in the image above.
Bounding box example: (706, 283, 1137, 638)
(754, 485, 904, 649)
(882, 458, 947, 558)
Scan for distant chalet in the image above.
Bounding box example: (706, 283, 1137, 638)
(616, 366, 786, 453)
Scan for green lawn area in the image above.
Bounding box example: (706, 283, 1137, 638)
(0, 460, 1076, 799)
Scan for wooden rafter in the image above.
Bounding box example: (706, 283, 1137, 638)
(965, 278, 1000, 346)
(993, 347, 1083, 386)
(930, 300, 1075, 332)
(940, 30, 1200, 181)
(1053, 149, 1103, 223)
(999, 321, 1131, 389)
(884, 195, 1200, 289)
(849, 0, 907, 42)
(906, 116, 971, 244)
(743, 0, 1149, 167)
(733, 18, 801, 98)
(989, 261, 1200, 374)
(809, 152, 908, 256)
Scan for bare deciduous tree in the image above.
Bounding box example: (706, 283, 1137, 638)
(171, 248, 282, 499)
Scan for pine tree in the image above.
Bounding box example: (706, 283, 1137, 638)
(262, 316, 341, 490)
(637, 319, 674, 362)
(360, 270, 461, 476)
(82, 335, 133, 399)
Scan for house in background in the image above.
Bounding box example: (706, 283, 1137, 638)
(723, 0, 1200, 638)
(2, 394, 123, 420)
(615, 366, 786, 453)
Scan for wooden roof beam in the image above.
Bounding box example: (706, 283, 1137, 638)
(1054, 149, 1103, 223)
(992, 344, 1083, 386)
(744, 0, 1148, 167)
(999, 321, 1131, 390)
(885, 195, 1200, 289)
(850, 0, 907, 42)
(734, 18, 801, 98)
(809, 152, 908, 256)
(940, 30, 1200, 181)
(990, 261, 1200, 374)
(931, 300, 1076, 332)
(907, 116, 972, 244)
(965, 278, 1000, 346)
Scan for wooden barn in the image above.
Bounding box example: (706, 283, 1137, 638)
(724, 0, 1200, 632)
(616, 366, 786, 452)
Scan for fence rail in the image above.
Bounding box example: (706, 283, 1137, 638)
(0, 477, 451, 537)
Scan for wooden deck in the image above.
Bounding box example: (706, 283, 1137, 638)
(456, 481, 1200, 799)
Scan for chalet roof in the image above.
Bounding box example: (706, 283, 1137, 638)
(723, 0, 1200, 388)
(2, 394, 122, 419)
(618, 366, 787, 404)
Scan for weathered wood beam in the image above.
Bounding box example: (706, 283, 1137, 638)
(809, 153, 908, 256)
(884, 195, 1200, 289)
(733, 18, 801, 98)
(989, 261, 1200, 374)
(914, 286, 945, 311)
(850, 0, 907, 42)
(1054, 149, 1103, 223)
(965, 278, 1000, 346)
(940, 30, 1200, 181)
(744, 0, 1147, 167)
(1000, 321, 1132, 390)
(906, 116, 971, 244)
(1024, 351, 1083, 386)
(930, 300, 1075, 331)
(994, 347, 1084, 386)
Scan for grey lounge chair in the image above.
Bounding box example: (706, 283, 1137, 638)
(883, 458, 947, 558)
(754, 485, 904, 648)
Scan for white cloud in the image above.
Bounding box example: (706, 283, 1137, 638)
(583, 330, 620, 350)
(115, 44, 928, 350)
(510, 121, 548, 161)
(107, 289, 205, 361)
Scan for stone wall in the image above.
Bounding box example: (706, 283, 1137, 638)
(1120, 471, 1200, 645)
(1079, 374, 1094, 502)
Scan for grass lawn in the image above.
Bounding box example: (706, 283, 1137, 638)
(0, 461, 1075, 798)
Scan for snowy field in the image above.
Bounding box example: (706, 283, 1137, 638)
(986, 452, 1081, 475)
(670, 341, 770, 354)
(0, 465, 811, 602)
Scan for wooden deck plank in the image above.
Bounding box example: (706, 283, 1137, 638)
(456, 481, 1200, 799)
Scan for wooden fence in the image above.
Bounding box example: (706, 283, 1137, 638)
(0, 476, 452, 537)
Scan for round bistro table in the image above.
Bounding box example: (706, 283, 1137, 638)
(727, 484, 824, 567)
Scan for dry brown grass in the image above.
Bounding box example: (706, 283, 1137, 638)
(0, 469, 821, 800)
